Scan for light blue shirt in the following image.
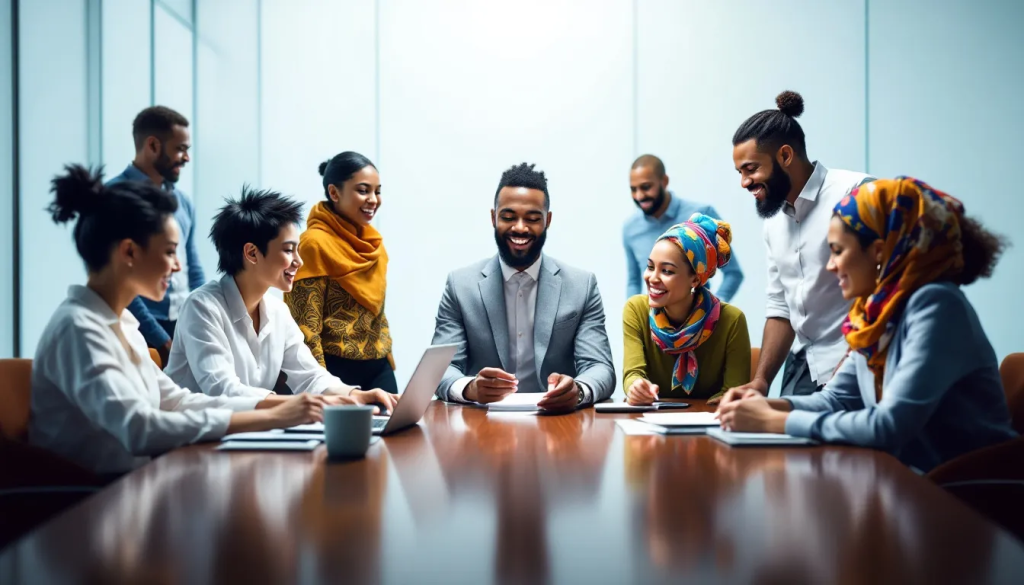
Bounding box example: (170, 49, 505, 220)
(106, 164, 206, 347)
(622, 191, 743, 301)
(784, 282, 1016, 472)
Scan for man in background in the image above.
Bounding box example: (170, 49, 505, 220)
(107, 105, 205, 366)
(623, 154, 743, 300)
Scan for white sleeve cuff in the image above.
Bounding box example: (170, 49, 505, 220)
(449, 377, 475, 403)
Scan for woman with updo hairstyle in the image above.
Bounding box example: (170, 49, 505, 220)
(30, 165, 325, 478)
(285, 152, 397, 394)
(623, 213, 751, 406)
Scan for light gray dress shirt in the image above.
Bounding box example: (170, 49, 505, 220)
(763, 161, 873, 384)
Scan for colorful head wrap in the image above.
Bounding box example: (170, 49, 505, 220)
(834, 177, 965, 397)
(648, 213, 733, 394)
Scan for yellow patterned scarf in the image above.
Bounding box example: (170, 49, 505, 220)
(295, 202, 388, 314)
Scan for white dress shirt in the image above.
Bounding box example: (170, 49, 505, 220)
(29, 286, 257, 475)
(166, 275, 348, 399)
(763, 161, 874, 385)
(450, 258, 591, 403)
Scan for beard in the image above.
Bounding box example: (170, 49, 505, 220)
(634, 185, 667, 217)
(494, 228, 547, 269)
(153, 145, 182, 184)
(754, 162, 792, 219)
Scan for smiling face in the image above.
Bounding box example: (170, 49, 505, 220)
(733, 139, 793, 219)
(128, 215, 182, 302)
(630, 165, 668, 216)
(644, 239, 700, 312)
(328, 165, 381, 226)
(245, 222, 303, 293)
(491, 186, 551, 269)
(149, 125, 190, 184)
(826, 215, 884, 300)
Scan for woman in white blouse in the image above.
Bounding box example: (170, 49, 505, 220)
(30, 165, 325, 477)
(164, 187, 398, 413)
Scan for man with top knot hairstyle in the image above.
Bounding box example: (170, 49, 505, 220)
(727, 91, 874, 397)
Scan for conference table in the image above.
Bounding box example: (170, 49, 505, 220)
(2, 400, 1024, 584)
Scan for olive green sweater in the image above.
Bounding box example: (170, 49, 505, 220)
(622, 295, 750, 401)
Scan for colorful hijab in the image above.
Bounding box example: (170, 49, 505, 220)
(295, 202, 389, 314)
(648, 213, 733, 394)
(834, 177, 965, 397)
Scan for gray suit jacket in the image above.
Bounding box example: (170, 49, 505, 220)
(432, 255, 615, 404)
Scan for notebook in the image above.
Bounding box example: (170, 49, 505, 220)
(216, 440, 322, 452)
(638, 412, 720, 427)
(705, 428, 818, 446)
(644, 423, 709, 435)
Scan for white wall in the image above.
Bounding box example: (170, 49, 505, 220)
(867, 0, 1024, 362)
(0, 0, 12, 357)
(259, 0, 377, 221)
(153, 2, 194, 199)
(100, 0, 151, 175)
(18, 0, 90, 355)
(194, 0, 260, 276)
(637, 0, 867, 393)
(378, 0, 635, 389)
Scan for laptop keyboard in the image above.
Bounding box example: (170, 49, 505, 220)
(372, 418, 388, 430)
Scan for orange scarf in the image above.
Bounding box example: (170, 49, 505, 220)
(835, 177, 964, 398)
(295, 202, 388, 314)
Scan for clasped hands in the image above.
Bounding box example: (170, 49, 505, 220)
(464, 367, 580, 413)
(713, 380, 789, 434)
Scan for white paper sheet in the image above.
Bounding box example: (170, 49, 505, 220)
(486, 393, 545, 412)
(223, 431, 325, 441)
(638, 412, 720, 427)
(285, 423, 325, 433)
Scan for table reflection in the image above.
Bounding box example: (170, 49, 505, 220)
(2, 404, 1022, 585)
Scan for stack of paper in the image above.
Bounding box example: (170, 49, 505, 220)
(705, 427, 817, 446)
(216, 428, 326, 452)
(486, 393, 545, 412)
(217, 440, 322, 452)
(633, 411, 720, 435)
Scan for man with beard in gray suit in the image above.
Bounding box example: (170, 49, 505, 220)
(431, 163, 615, 413)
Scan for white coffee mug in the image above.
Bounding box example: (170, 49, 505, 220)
(324, 405, 375, 459)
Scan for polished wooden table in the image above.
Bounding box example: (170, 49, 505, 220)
(2, 400, 1024, 584)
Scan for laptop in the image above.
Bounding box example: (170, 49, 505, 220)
(371, 344, 457, 436)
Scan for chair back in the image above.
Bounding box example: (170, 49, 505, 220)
(928, 437, 1024, 543)
(149, 347, 162, 369)
(0, 359, 33, 442)
(750, 347, 760, 384)
(1000, 353, 1024, 434)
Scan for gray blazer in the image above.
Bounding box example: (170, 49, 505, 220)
(785, 282, 1016, 472)
(432, 255, 615, 404)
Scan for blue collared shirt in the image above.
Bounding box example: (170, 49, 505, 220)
(622, 191, 743, 301)
(106, 164, 206, 347)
